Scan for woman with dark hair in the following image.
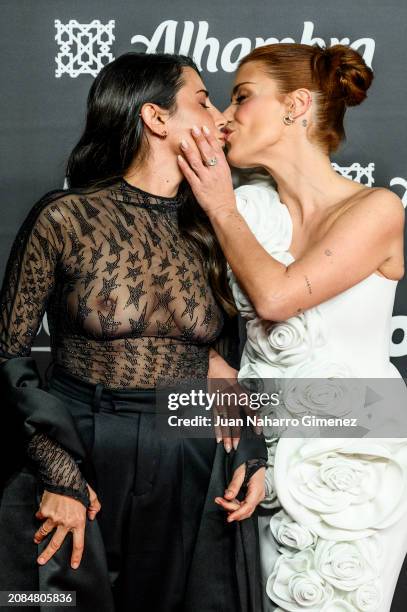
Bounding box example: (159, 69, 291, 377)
(177, 44, 407, 611)
(0, 52, 267, 612)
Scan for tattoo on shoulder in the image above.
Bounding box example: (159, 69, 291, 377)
(304, 276, 312, 295)
(324, 249, 333, 256)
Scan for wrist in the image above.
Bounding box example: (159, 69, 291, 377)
(208, 348, 239, 379)
(42, 483, 90, 508)
(208, 363, 237, 379)
(207, 203, 238, 224)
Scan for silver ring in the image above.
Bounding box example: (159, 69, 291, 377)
(205, 157, 218, 167)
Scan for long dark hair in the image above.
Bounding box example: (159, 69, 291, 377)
(66, 52, 236, 316)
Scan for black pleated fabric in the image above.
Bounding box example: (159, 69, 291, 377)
(0, 359, 266, 612)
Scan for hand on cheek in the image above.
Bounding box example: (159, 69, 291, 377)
(177, 126, 237, 218)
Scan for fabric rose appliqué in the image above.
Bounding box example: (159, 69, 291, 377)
(245, 308, 326, 371)
(266, 548, 335, 611)
(278, 375, 365, 420)
(270, 509, 317, 551)
(314, 537, 381, 592)
(273, 438, 407, 540)
(265, 529, 382, 611)
(347, 580, 382, 611)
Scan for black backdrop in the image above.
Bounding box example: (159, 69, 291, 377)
(1, 1, 407, 608)
(2, 0, 407, 374)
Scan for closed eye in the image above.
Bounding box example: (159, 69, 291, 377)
(234, 95, 247, 105)
(200, 103, 211, 109)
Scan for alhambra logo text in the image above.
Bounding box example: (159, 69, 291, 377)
(54, 19, 375, 78)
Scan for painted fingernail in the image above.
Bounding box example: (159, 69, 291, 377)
(180, 140, 188, 149)
(216, 436, 222, 443)
(225, 443, 232, 453)
(202, 125, 210, 135)
(192, 126, 201, 135)
(177, 155, 184, 163)
(38, 557, 45, 564)
(232, 439, 239, 450)
(71, 562, 79, 569)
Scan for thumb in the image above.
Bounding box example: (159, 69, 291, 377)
(86, 484, 101, 520)
(87, 507, 98, 520)
(224, 463, 245, 500)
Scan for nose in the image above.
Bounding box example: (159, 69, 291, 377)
(222, 104, 234, 125)
(207, 103, 227, 132)
(215, 115, 226, 131)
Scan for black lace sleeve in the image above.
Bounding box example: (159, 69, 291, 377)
(26, 432, 90, 507)
(0, 192, 89, 507)
(243, 458, 267, 488)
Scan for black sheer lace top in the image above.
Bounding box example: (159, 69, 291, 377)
(0, 180, 225, 506)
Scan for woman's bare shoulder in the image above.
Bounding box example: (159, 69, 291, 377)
(336, 185, 405, 235)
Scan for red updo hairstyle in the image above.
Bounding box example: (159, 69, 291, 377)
(239, 43, 374, 153)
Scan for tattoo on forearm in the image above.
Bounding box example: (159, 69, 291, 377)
(304, 276, 312, 295)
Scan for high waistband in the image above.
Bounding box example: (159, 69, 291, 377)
(47, 362, 163, 414)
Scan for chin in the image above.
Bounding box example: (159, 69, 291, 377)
(225, 144, 251, 169)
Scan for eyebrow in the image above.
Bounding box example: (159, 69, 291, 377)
(231, 81, 255, 100)
(196, 88, 209, 96)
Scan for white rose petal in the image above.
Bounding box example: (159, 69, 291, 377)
(274, 438, 407, 539)
(270, 510, 317, 550)
(280, 376, 365, 420)
(291, 454, 379, 516)
(314, 537, 380, 591)
(266, 548, 334, 611)
(348, 580, 382, 611)
(319, 458, 367, 493)
(238, 307, 328, 380)
(321, 600, 358, 611)
(268, 318, 307, 351)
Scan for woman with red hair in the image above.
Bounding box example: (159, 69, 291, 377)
(178, 43, 407, 612)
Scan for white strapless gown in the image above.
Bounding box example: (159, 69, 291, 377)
(228, 183, 407, 612)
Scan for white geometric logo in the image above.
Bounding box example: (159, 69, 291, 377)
(55, 19, 115, 78)
(332, 162, 375, 186)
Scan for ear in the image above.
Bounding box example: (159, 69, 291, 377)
(139, 103, 170, 138)
(284, 89, 313, 120)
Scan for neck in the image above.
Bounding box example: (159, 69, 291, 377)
(123, 147, 182, 198)
(260, 140, 354, 222)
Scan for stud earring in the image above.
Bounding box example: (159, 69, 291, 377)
(283, 112, 295, 126)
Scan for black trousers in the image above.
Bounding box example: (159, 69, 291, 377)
(0, 363, 265, 612)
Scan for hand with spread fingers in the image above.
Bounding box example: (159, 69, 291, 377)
(33, 483, 101, 570)
(177, 125, 237, 219)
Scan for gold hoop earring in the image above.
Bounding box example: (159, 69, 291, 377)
(283, 112, 295, 126)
